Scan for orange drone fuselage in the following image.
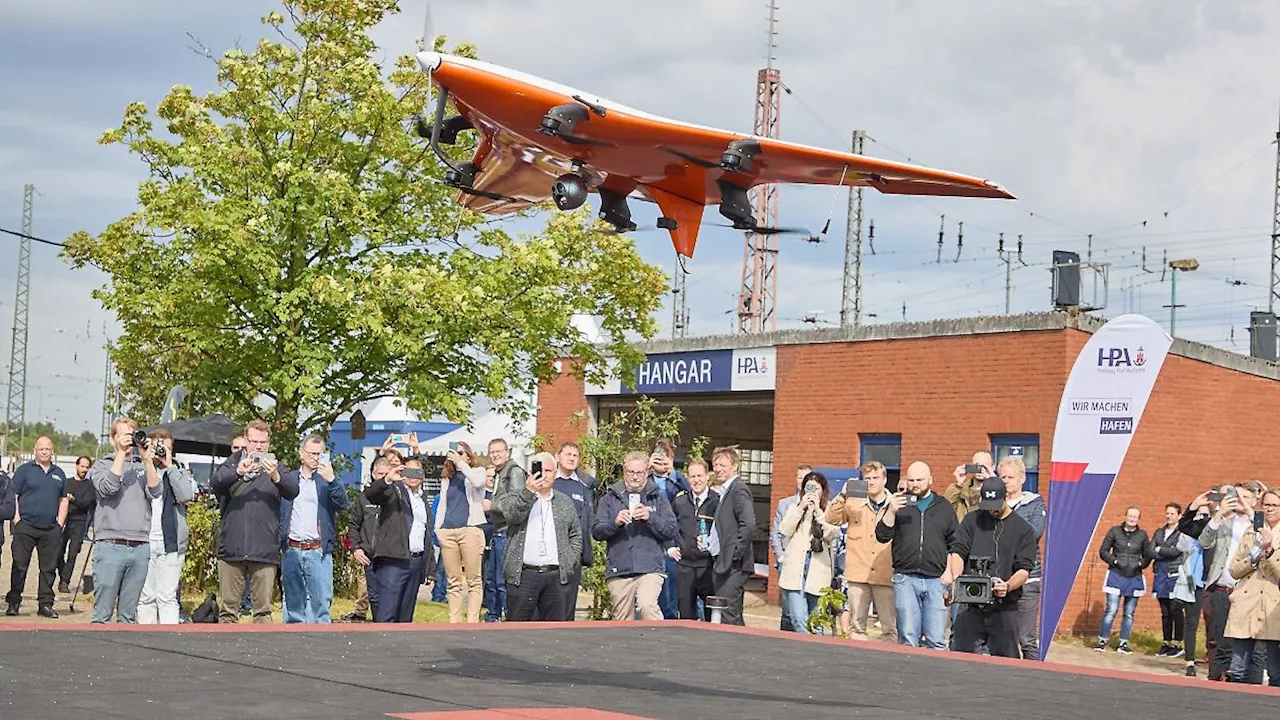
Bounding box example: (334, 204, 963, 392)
(417, 51, 1013, 258)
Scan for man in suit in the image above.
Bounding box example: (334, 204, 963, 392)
(671, 458, 719, 620)
(708, 446, 755, 625)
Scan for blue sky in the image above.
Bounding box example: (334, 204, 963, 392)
(2, 0, 1280, 435)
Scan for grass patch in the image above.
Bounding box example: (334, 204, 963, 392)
(179, 594, 452, 624)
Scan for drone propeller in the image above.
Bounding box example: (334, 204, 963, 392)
(707, 221, 818, 239)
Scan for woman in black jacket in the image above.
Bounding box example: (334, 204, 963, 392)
(1095, 506, 1152, 654)
(1148, 502, 1186, 657)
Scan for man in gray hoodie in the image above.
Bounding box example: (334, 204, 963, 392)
(1001, 456, 1046, 661)
(90, 417, 164, 624)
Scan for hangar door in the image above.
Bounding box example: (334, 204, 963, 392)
(587, 345, 779, 576)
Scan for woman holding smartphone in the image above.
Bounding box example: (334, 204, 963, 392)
(778, 471, 839, 633)
(436, 442, 489, 623)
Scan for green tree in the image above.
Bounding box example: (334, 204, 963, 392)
(552, 396, 709, 620)
(63, 0, 665, 455)
(1, 421, 110, 460)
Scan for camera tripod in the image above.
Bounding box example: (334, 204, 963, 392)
(68, 529, 95, 614)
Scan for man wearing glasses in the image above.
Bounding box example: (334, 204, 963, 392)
(279, 434, 348, 623)
(592, 452, 679, 621)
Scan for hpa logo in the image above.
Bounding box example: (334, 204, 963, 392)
(736, 355, 770, 375)
(1097, 346, 1147, 368)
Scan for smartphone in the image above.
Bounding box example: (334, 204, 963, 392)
(318, 452, 331, 465)
(628, 493, 642, 511)
(402, 467, 425, 480)
(531, 460, 543, 475)
(1254, 511, 1265, 531)
(1207, 487, 1224, 502)
(448, 441, 460, 451)
(905, 493, 919, 507)
(390, 433, 408, 444)
(653, 445, 668, 458)
(964, 463, 983, 475)
(845, 478, 868, 498)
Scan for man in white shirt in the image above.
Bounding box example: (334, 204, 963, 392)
(498, 452, 583, 622)
(279, 434, 349, 623)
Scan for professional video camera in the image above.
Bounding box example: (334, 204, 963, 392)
(954, 556, 996, 606)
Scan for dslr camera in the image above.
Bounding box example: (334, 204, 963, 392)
(954, 556, 996, 606)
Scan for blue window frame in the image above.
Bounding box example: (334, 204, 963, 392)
(859, 433, 902, 492)
(991, 434, 1040, 493)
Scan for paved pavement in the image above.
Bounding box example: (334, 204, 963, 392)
(1, 622, 1274, 720)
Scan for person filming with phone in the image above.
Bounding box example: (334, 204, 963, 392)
(365, 458, 437, 622)
(875, 461, 958, 649)
(944, 477, 1038, 658)
(777, 471, 839, 633)
(497, 452, 583, 622)
(211, 419, 299, 623)
(592, 451, 679, 621)
(279, 434, 348, 624)
(1221, 488, 1280, 685)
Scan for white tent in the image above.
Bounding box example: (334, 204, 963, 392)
(418, 410, 535, 465)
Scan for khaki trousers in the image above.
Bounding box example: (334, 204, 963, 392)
(438, 526, 485, 623)
(352, 556, 370, 615)
(607, 573, 665, 621)
(218, 559, 276, 623)
(849, 581, 897, 638)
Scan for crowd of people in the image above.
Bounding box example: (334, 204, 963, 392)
(786, 451, 1278, 685)
(1, 426, 1277, 686)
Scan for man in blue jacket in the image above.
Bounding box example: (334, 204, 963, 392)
(279, 434, 349, 623)
(211, 419, 300, 623)
(592, 451, 679, 621)
(551, 441, 597, 620)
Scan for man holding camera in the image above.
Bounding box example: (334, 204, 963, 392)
(498, 452, 583, 622)
(279, 434, 349, 623)
(826, 461, 896, 640)
(211, 419, 300, 623)
(365, 457, 437, 622)
(593, 451, 679, 621)
(136, 430, 196, 625)
(89, 420, 164, 623)
(875, 461, 957, 648)
(945, 476, 1038, 658)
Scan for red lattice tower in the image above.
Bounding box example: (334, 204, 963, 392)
(736, 1, 782, 335)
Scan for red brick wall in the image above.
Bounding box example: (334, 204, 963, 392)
(535, 360, 590, 452)
(537, 329, 1280, 641)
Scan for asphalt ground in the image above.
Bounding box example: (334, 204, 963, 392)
(0, 620, 1275, 720)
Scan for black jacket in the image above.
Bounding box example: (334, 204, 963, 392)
(364, 477, 437, 573)
(712, 478, 755, 576)
(952, 509, 1038, 606)
(65, 476, 97, 522)
(875, 493, 958, 578)
(1098, 525, 1151, 577)
(211, 451, 300, 565)
(350, 476, 382, 556)
(673, 489, 719, 569)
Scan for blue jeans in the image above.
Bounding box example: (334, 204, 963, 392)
(282, 547, 334, 623)
(1099, 593, 1139, 642)
(658, 555, 680, 619)
(893, 573, 947, 648)
(782, 589, 819, 633)
(91, 540, 150, 624)
(483, 533, 508, 622)
(1229, 638, 1279, 685)
(431, 551, 447, 602)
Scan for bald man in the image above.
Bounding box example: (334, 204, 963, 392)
(5, 437, 69, 618)
(946, 451, 994, 522)
(875, 461, 958, 649)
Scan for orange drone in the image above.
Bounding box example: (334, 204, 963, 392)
(413, 46, 1013, 260)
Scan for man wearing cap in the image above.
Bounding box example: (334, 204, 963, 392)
(943, 476, 1038, 658)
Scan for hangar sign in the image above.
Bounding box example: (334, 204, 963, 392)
(585, 347, 776, 395)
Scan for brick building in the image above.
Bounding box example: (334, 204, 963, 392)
(534, 311, 1280, 640)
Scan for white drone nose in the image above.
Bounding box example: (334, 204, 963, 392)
(416, 51, 443, 73)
